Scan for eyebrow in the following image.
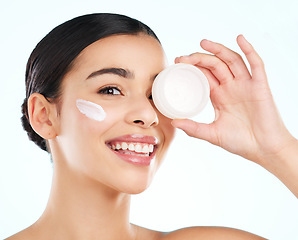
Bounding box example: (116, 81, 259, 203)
(86, 68, 134, 80)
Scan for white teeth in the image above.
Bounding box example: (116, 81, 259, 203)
(142, 145, 150, 154)
(121, 142, 128, 150)
(109, 142, 155, 154)
(135, 144, 142, 153)
(128, 143, 135, 151)
(149, 144, 154, 153)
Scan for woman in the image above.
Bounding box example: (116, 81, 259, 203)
(7, 13, 297, 239)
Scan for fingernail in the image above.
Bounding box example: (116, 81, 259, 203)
(201, 39, 211, 43)
(180, 55, 191, 58)
(175, 55, 191, 64)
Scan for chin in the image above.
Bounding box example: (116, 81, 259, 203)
(122, 185, 150, 195)
(113, 169, 156, 195)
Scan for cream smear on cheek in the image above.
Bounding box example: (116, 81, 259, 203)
(76, 99, 106, 122)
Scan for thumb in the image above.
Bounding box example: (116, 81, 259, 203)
(172, 119, 215, 143)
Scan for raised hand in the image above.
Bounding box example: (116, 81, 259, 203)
(172, 36, 298, 196)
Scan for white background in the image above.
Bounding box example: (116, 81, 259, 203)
(0, 0, 297, 239)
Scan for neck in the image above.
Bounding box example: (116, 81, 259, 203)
(33, 159, 136, 240)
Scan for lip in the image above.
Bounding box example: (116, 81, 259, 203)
(106, 134, 159, 166)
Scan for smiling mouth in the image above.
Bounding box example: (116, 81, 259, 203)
(106, 135, 159, 166)
(107, 142, 155, 157)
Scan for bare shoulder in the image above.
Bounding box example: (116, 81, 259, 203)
(160, 226, 267, 240)
(5, 232, 28, 240)
(5, 231, 31, 240)
(4, 225, 36, 240)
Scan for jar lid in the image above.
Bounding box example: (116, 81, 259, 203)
(152, 63, 210, 119)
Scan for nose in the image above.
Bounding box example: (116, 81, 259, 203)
(125, 96, 159, 128)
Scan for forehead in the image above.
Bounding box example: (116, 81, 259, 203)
(72, 34, 167, 74)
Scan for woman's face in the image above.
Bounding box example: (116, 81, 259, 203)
(52, 34, 175, 194)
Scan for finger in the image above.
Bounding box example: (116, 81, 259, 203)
(175, 56, 220, 91)
(171, 119, 217, 145)
(176, 53, 233, 84)
(198, 67, 220, 91)
(236, 35, 267, 81)
(200, 39, 251, 80)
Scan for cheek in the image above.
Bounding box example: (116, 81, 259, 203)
(76, 99, 106, 122)
(74, 99, 121, 136)
(158, 113, 176, 145)
(58, 99, 108, 142)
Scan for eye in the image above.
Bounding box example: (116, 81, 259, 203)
(98, 86, 121, 95)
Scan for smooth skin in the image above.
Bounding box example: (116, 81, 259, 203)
(7, 34, 297, 240)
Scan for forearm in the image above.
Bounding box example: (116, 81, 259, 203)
(261, 137, 298, 198)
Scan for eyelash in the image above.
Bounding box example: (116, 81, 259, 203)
(98, 85, 153, 100)
(98, 86, 122, 95)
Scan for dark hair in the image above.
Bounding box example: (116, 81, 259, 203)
(21, 13, 160, 152)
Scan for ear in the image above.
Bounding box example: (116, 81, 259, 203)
(28, 93, 58, 139)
